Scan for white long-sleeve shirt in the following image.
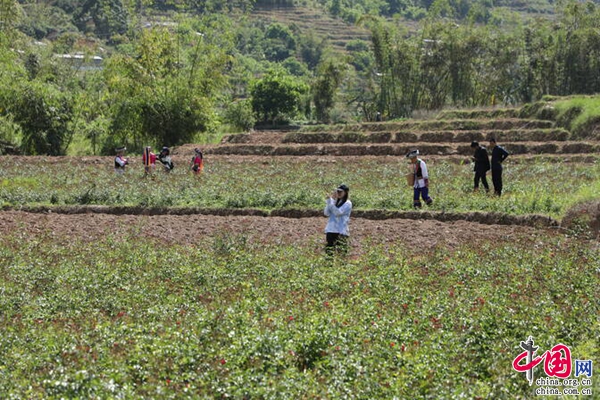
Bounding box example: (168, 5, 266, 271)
(324, 198, 352, 236)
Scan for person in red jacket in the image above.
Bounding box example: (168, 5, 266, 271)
(142, 146, 156, 175)
(190, 148, 204, 175)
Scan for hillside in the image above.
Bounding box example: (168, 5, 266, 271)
(4, 0, 600, 158)
(250, 4, 373, 53)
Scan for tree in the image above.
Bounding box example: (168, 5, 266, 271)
(312, 59, 345, 123)
(298, 33, 329, 71)
(74, 0, 128, 40)
(263, 23, 297, 62)
(103, 26, 230, 151)
(0, 0, 19, 34)
(250, 68, 308, 124)
(8, 81, 74, 155)
(224, 99, 255, 131)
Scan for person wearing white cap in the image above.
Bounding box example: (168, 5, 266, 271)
(407, 150, 433, 208)
(324, 184, 352, 257)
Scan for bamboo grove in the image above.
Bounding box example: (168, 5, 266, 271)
(367, 1, 600, 118)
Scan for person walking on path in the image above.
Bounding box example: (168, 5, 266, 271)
(407, 150, 433, 208)
(470, 141, 490, 192)
(114, 146, 129, 174)
(489, 138, 509, 196)
(324, 184, 352, 257)
(191, 148, 204, 175)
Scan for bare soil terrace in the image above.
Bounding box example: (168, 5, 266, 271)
(0, 209, 560, 256)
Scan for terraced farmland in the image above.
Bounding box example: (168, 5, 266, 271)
(0, 105, 598, 398)
(210, 111, 600, 158)
(250, 4, 372, 53)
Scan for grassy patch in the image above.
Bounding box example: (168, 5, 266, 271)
(551, 97, 600, 139)
(522, 95, 600, 139)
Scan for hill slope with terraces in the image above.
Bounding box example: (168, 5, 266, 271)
(200, 108, 600, 159)
(250, 4, 373, 53)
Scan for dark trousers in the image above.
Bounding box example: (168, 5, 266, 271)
(492, 169, 503, 196)
(474, 171, 489, 191)
(413, 187, 432, 208)
(326, 233, 349, 257)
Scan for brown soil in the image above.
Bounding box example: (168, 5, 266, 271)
(0, 210, 559, 254)
(561, 200, 600, 239)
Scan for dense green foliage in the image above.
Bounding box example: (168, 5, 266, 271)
(3, 1, 600, 154)
(0, 230, 597, 397)
(1, 156, 598, 218)
(368, 2, 600, 118)
(250, 67, 309, 124)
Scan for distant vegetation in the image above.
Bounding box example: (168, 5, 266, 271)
(1, 0, 600, 155)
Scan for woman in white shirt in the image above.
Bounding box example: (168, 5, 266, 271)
(324, 184, 352, 256)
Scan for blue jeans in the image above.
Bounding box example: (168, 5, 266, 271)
(414, 187, 432, 208)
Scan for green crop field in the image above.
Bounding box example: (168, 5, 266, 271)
(1, 156, 599, 219)
(0, 155, 598, 398)
(0, 228, 598, 398)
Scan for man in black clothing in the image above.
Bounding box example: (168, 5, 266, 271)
(489, 138, 509, 196)
(470, 141, 490, 192)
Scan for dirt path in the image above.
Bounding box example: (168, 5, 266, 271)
(0, 211, 557, 254)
